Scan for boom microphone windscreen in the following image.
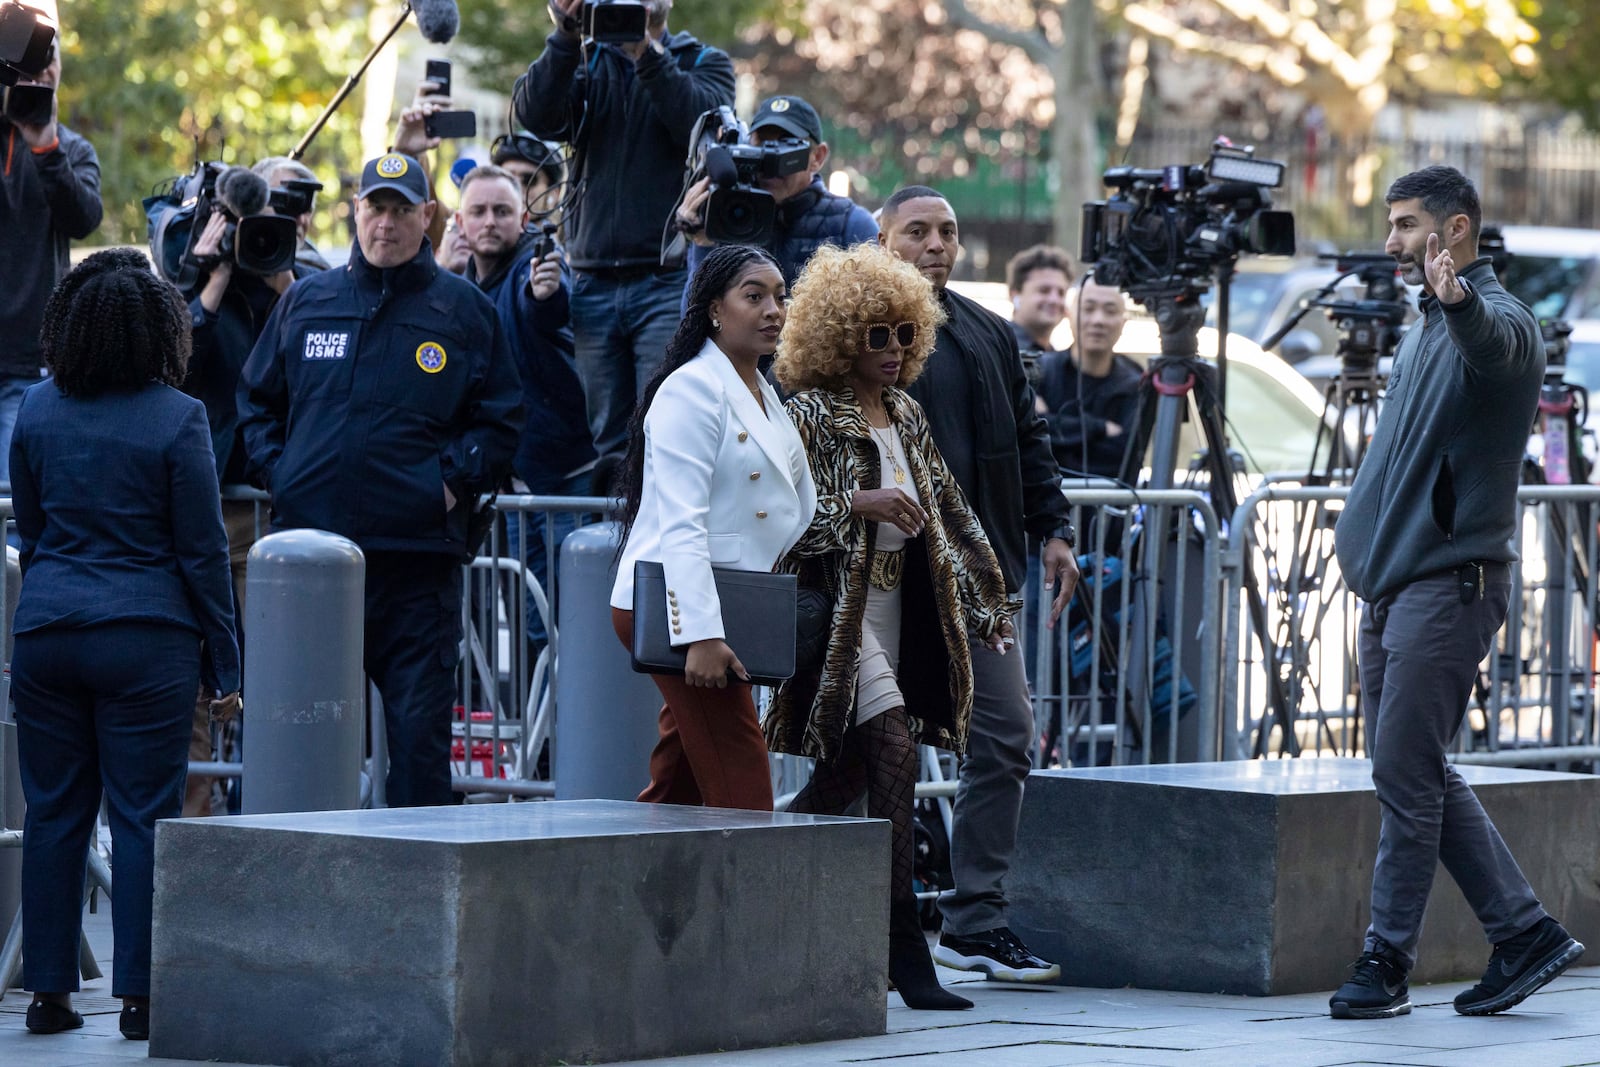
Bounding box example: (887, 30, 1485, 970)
(216, 166, 270, 218)
(703, 145, 739, 189)
(411, 0, 459, 44)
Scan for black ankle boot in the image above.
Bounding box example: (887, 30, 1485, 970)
(888, 895, 973, 1011)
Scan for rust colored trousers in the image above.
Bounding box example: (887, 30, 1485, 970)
(612, 607, 774, 811)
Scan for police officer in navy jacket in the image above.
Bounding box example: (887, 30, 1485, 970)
(238, 153, 522, 807)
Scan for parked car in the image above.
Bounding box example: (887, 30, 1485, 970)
(1495, 225, 1600, 321)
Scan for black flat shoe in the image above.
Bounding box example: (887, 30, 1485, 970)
(25, 999, 84, 1034)
(119, 1003, 150, 1040)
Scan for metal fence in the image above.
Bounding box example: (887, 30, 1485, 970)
(1224, 481, 1600, 770)
(6, 476, 1599, 809)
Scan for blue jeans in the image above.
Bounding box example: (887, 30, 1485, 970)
(0, 370, 43, 486)
(569, 267, 687, 461)
(14, 622, 199, 996)
(503, 471, 591, 650)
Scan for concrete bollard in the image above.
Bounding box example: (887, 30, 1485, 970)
(243, 531, 365, 815)
(554, 522, 661, 800)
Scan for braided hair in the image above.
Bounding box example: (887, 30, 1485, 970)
(41, 248, 191, 398)
(612, 243, 782, 551)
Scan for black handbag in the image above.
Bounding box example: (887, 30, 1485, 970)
(630, 561, 798, 687)
(794, 584, 832, 671)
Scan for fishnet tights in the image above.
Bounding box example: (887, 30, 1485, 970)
(788, 706, 918, 898)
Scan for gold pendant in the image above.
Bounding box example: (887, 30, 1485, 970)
(894, 469, 906, 485)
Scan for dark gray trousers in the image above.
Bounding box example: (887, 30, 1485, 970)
(939, 635, 1036, 935)
(1358, 565, 1546, 968)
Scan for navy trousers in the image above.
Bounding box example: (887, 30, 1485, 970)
(13, 622, 199, 997)
(364, 551, 463, 808)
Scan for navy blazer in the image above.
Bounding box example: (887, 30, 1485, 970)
(9, 381, 241, 693)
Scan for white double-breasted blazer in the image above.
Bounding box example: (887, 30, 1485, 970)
(611, 340, 818, 646)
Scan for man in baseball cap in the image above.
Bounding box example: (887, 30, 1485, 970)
(239, 148, 521, 808)
(676, 92, 877, 293)
(352, 152, 435, 270)
(749, 94, 824, 145)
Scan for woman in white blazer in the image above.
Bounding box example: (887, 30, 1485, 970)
(610, 245, 817, 810)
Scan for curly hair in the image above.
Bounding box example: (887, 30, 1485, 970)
(41, 248, 191, 398)
(612, 243, 783, 550)
(773, 242, 944, 393)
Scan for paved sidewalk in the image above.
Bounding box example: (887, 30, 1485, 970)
(2, 909, 1596, 1066)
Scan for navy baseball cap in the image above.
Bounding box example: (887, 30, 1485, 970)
(750, 95, 823, 144)
(357, 152, 431, 203)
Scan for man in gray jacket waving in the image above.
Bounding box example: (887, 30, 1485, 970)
(1329, 165, 1583, 1020)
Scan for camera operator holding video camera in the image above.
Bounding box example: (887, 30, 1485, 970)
(675, 95, 877, 294)
(0, 3, 101, 485)
(513, 0, 734, 468)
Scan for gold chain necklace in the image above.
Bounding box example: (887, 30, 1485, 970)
(869, 422, 906, 486)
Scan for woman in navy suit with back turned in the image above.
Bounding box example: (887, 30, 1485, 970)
(12, 249, 240, 1041)
(610, 244, 816, 811)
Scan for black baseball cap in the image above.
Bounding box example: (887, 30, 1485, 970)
(357, 152, 431, 204)
(750, 95, 823, 144)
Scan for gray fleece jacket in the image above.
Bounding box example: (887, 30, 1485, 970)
(1334, 257, 1542, 601)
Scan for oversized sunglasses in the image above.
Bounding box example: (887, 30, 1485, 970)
(865, 322, 918, 351)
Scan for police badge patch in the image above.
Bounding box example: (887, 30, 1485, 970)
(416, 341, 447, 374)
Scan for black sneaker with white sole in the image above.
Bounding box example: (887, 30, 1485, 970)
(1329, 949, 1411, 1019)
(931, 927, 1061, 982)
(1454, 916, 1585, 1016)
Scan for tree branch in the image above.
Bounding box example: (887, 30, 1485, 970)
(941, 0, 1050, 65)
(1118, 3, 1307, 87)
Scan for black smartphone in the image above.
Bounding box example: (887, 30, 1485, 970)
(3, 84, 53, 127)
(423, 58, 451, 98)
(424, 109, 477, 140)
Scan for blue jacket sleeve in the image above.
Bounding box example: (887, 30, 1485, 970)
(843, 204, 878, 244)
(439, 314, 523, 498)
(168, 400, 241, 694)
(236, 288, 293, 491)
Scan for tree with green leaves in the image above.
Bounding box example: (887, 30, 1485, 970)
(57, 0, 368, 247)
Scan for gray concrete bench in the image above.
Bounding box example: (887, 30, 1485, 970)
(149, 800, 888, 1066)
(1009, 758, 1600, 995)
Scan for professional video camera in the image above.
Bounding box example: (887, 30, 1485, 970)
(0, 0, 53, 87)
(1313, 252, 1409, 374)
(268, 178, 322, 220)
(683, 105, 811, 245)
(145, 162, 301, 288)
(583, 0, 647, 43)
(1081, 140, 1295, 300)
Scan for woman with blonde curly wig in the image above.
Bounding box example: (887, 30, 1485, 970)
(768, 242, 1011, 1010)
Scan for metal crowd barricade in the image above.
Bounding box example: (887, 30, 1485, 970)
(1026, 486, 1224, 767)
(1222, 480, 1600, 768)
(455, 494, 615, 799)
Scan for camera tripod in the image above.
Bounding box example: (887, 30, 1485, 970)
(1243, 260, 1408, 755)
(1111, 279, 1302, 759)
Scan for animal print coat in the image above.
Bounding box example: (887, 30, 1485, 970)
(764, 385, 1010, 761)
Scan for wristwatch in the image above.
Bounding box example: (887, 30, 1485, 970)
(1048, 522, 1076, 549)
